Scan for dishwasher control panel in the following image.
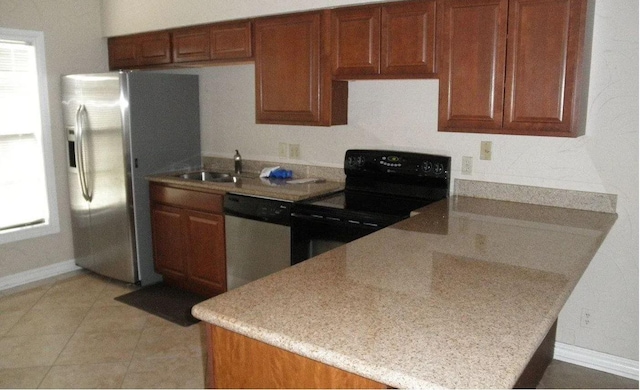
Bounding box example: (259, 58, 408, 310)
(224, 193, 292, 226)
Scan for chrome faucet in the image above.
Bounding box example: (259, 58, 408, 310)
(234, 150, 242, 175)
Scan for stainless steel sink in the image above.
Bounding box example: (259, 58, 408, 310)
(175, 171, 235, 183)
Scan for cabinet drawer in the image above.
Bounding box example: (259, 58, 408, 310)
(150, 184, 223, 214)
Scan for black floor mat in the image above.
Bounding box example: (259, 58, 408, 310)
(114, 283, 206, 327)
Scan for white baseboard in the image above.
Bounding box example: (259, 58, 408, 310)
(0, 260, 81, 292)
(555, 342, 639, 381)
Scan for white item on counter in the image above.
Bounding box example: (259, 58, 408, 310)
(260, 166, 280, 178)
(287, 178, 326, 184)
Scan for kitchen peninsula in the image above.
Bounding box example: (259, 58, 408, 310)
(193, 192, 616, 388)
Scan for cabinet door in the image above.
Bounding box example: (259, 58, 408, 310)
(503, 0, 586, 136)
(108, 37, 138, 69)
(109, 32, 171, 69)
(173, 26, 211, 63)
(186, 212, 227, 296)
(439, 0, 508, 131)
(332, 6, 381, 76)
(255, 12, 321, 124)
(151, 205, 187, 281)
(138, 33, 171, 65)
(210, 21, 253, 60)
(381, 0, 437, 75)
(255, 12, 347, 126)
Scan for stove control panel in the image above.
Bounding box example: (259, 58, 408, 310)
(345, 149, 450, 179)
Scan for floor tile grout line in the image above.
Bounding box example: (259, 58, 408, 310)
(0, 274, 78, 389)
(36, 363, 55, 389)
(37, 273, 106, 386)
(0, 274, 59, 339)
(118, 314, 151, 389)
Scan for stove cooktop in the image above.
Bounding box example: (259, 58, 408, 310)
(299, 190, 438, 217)
(292, 150, 451, 228)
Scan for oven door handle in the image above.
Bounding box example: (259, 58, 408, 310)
(291, 212, 345, 222)
(291, 212, 324, 220)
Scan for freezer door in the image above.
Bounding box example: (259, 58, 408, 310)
(62, 73, 138, 283)
(66, 142, 92, 269)
(125, 72, 201, 286)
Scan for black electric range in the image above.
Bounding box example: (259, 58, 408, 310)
(291, 149, 451, 264)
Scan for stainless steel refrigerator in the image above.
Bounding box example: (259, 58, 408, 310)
(62, 71, 201, 285)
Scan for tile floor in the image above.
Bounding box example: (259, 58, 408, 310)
(0, 270, 637, 389)
(0, 271, 205, 388)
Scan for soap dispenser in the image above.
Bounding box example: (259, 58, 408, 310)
(234, 150, 242, 175)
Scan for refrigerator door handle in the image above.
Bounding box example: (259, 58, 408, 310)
(75, 104, 92, 202)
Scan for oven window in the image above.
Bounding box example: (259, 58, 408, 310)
(309, 239, 345, 259)
(291, 216, 379, 265)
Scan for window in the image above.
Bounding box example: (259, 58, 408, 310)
(0, 28, 58, 244)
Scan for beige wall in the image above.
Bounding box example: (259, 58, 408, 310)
(0, 1, 108, 275)
(101, 0, 393, 36)
(101, 0, 638, 362)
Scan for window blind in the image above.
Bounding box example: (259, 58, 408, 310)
(0, 39, 48, 232)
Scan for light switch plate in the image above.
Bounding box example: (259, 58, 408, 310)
(278, 142, 288, 158)
(480, 141, 492, 160)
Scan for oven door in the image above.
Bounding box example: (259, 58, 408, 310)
(290, 213, 381, 265)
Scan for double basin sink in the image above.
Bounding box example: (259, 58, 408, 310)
(176, 170, 235, 183)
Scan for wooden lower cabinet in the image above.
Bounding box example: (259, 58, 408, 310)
(185, 212, 226, 294)
(150, 183, 226, 297)
(150, 205, 188, 281)
(206, 325, 387, 389)
(204, 321, 557, 389)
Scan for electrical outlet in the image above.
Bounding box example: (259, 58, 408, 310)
(474, 234, 487, 254)
(461, 156, 473, 175)
(581, 308, 594, 328)
(289, 143, 300, 159)
(278, 142, 288, 158)
(480, 141, 492, 160)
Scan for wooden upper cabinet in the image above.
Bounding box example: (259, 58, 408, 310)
(439, 0, 594, 137)
(381, 0, 437, 75)
(332, 0, 436, 78)
(210, 21, 253, 60)
(439, 0, 508, 130)
(173, 21, 253, 64)
(109, 21, 252, 69)
(108, 32, 171, 69)
(173, 26, 211, 63)
(331, 7, 381, 76)
(503, 0, 590, 135)
(255, 11, 348, 126)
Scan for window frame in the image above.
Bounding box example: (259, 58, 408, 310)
(0, 28, 59, 245)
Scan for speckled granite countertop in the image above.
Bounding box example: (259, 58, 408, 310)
(147, 172, 343, 202)
(192, 195, 616, 389)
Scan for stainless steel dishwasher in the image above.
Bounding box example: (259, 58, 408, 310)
(224, 193, 292, 290)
